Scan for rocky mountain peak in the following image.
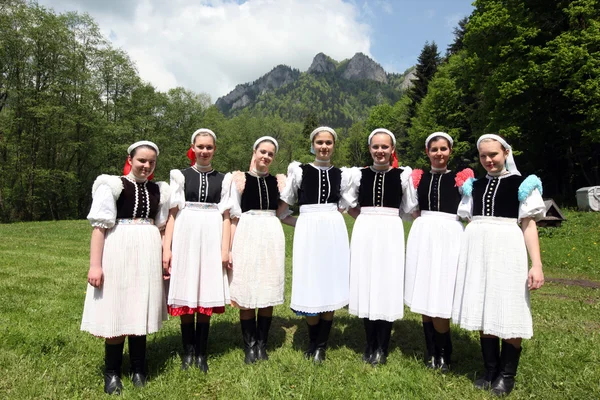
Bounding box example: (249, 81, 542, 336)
(307, 52, 337, 74)
(341, 52, 388, 84)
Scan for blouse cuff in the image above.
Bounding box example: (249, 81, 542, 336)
(457, 195, 473, 220)
(87, 184, 117, 228)
(339, 167, 361, 210)
(218, 173, 233, 214)
(518, 188, 546, 222)
(228, 178, 243, 219)
(280, 161, 302, 205)
(400, 166, 418, 214)
(155, 181, 171, 229)
(169, 169, 185, 210)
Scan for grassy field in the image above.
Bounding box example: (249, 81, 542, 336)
(0, 209, 599, 399)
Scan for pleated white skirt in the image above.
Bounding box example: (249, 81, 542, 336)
(404, 211, 463, 318)
(452, 216, 533, 339)
(81, 219, 167, 338)
(229, 210, 285, 309)
(290, 204, 350, 313)
(349, 207, 404, 322)
(167, 203, 230, 309)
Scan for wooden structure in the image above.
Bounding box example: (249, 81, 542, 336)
(537, 199, 566, 227)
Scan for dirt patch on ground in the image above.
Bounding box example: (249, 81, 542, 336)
(546, 278, 600, 289)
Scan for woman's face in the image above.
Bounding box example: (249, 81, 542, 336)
(128, 147, 157, 180)
(313, 131, 335, 161)
(478, 139, 508, 174)
(369, 133, 394, 165)
(192, 135, 215, 166)
(254, 141, 276, 170)
(427, 138, 452, 170)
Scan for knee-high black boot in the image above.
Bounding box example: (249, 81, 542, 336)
(240, 317, 257, 364)
(491, 341, 522, 396)
(433, 330, 451, 372)
(474, 337, 500, 390)
(304, 321, 320, 359)
(256, 315, 272, 361)
(128, 335, 147, 387)
(104, 341, 124, 395)
(371, 321, 392, 366)
(362, 319, 377, 363)
(195, 321, 210, 372)
(180, 322, 195, 370)
(422, 321, 436, 368)
(313, 319, 333, 363)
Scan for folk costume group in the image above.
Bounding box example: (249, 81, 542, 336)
(81, 127, 546, 396)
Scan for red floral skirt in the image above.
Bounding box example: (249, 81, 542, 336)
(168, 305, 225, 317)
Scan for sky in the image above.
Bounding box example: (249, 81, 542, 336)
(37, 0, 475, 102)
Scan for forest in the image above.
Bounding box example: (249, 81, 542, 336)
(0, 0, 598, 222)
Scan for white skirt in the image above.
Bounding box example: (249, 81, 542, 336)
(81, 219, 167, 338)
(452, 216, 533, 339)
(290, 204, 350, 313)
(229, 210, 285, 308)
(167, 203, 230, 309)
(349, 207, 404, 322)
(404, 211, 463, 318)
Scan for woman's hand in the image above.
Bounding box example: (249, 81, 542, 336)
(227, 251, 233, 270)
(222, 248, 230, 270)
(87, 265, 104, 288)
(528, 264, 544, 290)
(162, 248, 172, 280)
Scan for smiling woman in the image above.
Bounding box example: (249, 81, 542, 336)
(81, 140, 170, 395)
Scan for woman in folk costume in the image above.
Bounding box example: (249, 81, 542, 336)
(228, 136, 290, 364)
(404, 132, 474, 371)
(341, 128, 417, 365)
(162, 129, 232, 372)
(81, 141, 170, 395)
(452, 134, 545, 396)
(279, 126, 350, 363)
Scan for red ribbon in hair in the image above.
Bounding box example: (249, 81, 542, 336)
(187, 147, 195, 166)
(391, 152, 399, 168)
(123, 158, 154, 180)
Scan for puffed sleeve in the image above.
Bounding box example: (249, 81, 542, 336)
(169, 169, 185, 210)
(229, 171, 245, 219)
(280, 161, 302, 206)
(457, 177, 475, 220)
(339, 167, 362, 210)
(218, 172, 232, 214)
(518, 175, 546, 222)
(400, 166, 418, 215)
(87, 175, 123, 229)
(155, 181, 171, 229)
(276, 174, 293, 220)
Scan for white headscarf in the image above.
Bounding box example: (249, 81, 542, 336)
(310, 126, 337, 154)
(368, 128, 396, 146)
(477, 134, 521, 176)
(425, 132, 454, 149)
(191, 128, 217, 144)
(253, 136, 279, 153)
(127, 140, 159, 155)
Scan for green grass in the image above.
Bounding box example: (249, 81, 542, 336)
(0, 210, 599, 399)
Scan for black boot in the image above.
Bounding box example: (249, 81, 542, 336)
(104, 341, 124, 395)
(474, 337, 500, 390)
(240, 317, 257, 364)
(362, 319, 377, 363)
(491, 341, 522, 396)
(304, 322, 320, 360)
(422, 321, 436, 369)
(371, 321, 392, 366)
(195, 321, 210, 372)
(256, 315, 272, 361)
(313, 319, 333, 363)
(433, 330, 451, 372)
(180, 322, 195, 370)
(128, 335, 147, 387)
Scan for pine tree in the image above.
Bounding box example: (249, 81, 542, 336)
(407, 42, 441, 123)
(446, 17, 469, 57)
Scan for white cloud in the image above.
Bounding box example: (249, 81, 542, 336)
(376, 0, 392, 15)
(38, 0, 372, 102)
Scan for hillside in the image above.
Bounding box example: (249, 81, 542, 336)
(216, 52, 414, 126)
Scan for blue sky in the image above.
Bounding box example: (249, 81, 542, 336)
(38, 0, 474, 101)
